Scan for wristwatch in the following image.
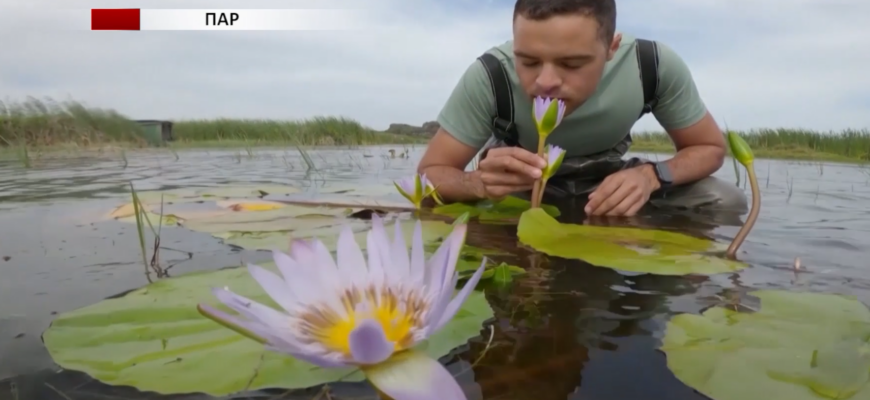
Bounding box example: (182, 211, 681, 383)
(646, 161, 673, 188)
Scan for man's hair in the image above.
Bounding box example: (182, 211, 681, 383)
(513, 0, 617, 43)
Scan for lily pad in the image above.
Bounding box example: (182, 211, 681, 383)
(433, 196, 560, 222)
(42, 262, 494, 396)
(516, 208, 746, 275)
(661, 290, 870, 400)
(133, 185, 301, 203)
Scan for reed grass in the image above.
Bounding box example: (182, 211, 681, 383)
(630, 129, 870, 162)
(0, 97, 422, 150)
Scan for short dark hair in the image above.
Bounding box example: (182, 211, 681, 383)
(513, 0, 617, 43)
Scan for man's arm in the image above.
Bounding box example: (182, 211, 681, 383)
(637, 42, 727, 187)
(417, 59, 497, 202)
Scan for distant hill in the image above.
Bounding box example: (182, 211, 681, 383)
(384, 121, 440, 137)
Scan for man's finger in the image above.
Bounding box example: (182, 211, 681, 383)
(481, 171, 536, 186)
(590, 183, 633, 216)
(585, 176, 622, 213)
(606, 190, 641, 216)
(504, 147, 547, 169)
(486, 184, 533, 199)
(624, 197, 646, 217)
(481, 155, 543, 179)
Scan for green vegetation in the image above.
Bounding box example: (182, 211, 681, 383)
(1, 97, 868, 163)
(0, 97, 422, 151)
(630, 129, 870, 162)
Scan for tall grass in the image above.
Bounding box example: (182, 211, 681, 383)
(171, 117, 418, 146)
(631, 128, 870, 161)
(0, 97, 421, 149)
(0, 97, 149, 146)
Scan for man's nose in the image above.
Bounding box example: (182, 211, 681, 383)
(535, 65, 561, 93)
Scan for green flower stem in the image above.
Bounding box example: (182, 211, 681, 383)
(531, 136, 546, 208)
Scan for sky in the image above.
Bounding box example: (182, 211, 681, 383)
(0, 0, 868, 133)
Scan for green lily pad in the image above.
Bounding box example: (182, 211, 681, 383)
(432, 196, 560, 222)
(516, 208, 746, 275)
(42, 262, 494, 396)
(133, 185, 301, 203)
(661, 290, 870, 400)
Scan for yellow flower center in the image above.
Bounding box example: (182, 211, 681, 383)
(299, 286, 425, 357)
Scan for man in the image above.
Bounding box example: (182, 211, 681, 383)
(416, 0, 747, 217)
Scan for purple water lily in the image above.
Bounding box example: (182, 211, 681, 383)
(532, 97, 567, 136)
(198, 214, 484, 400)
(394, 173, 443, 208)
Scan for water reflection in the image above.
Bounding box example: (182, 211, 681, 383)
(1, 146, 869, 399)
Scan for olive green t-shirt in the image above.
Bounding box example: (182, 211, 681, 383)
(436, 34, 708, 158)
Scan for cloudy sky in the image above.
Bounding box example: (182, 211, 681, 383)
(1, 0, 867, 133)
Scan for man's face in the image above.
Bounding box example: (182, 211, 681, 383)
(512, 13, 621, 113)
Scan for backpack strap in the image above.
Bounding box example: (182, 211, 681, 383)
(635, 38, 660, 119)
(477, 52, 520, 147)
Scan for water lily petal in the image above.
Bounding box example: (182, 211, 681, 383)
(432, 258, 487, 332)
(437, 223, 467, 295)
(337, 224, 368, 289)
(289, 238, 317, 265)
(409, 220, 426, 285)
(363, 349, 467, 400)
(270, 250, 325, 305)
(348, 319, 395, 365)
(211, 287, 292, 333)
(366, 228, 385, 287)
(371, 215, 398, 282)
(391, 216, 410, 278)
(396, 177, 415, 194)
(245, 263, 298, 312)
(263, 344, 349, 368)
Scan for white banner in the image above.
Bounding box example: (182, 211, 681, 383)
(139, 9, 373, 31)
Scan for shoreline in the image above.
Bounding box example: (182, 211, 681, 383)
(1, 139, 867, 164)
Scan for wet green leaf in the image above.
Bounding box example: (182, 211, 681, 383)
(42, 263, 493, 396)
(661, 290, 870, 400)
(432, 195, 560, 222)
(492, 263, 515, 284)
(727, 131, 755, 166)
(516, 208, 746, 275)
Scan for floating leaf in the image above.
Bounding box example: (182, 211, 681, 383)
(42, 263, 493, 396)
(516, 208, 746, 275)
(433, 196, 560, 222)
(661, 290, 870, 400)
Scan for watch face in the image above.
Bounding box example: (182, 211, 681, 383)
(655, 162, 673, 184)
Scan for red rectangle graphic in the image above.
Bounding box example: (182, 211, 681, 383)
(91, 9, 140, 30)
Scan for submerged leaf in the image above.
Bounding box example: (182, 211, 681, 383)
(661, 290, 870, 400)
(516, 208, 746, 275)
(42, 263, 493, 396)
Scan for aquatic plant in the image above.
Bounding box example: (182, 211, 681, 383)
(394, 173, 443, 209)
(725, 130, 761, 259)
(197, 214, 485, 399)
(661, 289, 870, 400)
(530, 97, 566, 208)
(533, 144, 566, 206)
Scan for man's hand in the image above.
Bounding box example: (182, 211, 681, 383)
(585, 164, 661, 216)
(477, 147, 546, 199)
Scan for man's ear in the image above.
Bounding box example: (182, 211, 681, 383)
(607, 32, 622, 60)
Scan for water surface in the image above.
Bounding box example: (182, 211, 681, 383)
(1, 145, 868, 400)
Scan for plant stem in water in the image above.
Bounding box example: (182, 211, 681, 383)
(726, 165, 760, 258)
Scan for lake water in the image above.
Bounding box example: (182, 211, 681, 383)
(1, 145, 869, 400)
